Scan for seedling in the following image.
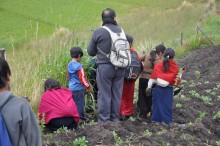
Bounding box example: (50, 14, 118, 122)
(189, 90, 200, 98)
(204, 81, 209, 84)
(201, 96, 212, 105)
(175, 103, 182, 108)
(195, 112, 206, 123)
(205, 89, 211, 94)
(217, 82, 220, 88)
(189, 81, 196, 87)
(214, 111, 220, 120)
(180, 133, 194, 140)
(88, 120, 96, 126)
(37, 113, 46, 133)
(112, 130, 123, 146)
(156, 129, 167, 135)
(195, 70, 201, 79)
(143, 130, 152, 137)
(216, 140, 220, 146)
(128, 116, 136, 122)
(210, 91, 216, 96)
(55, 126, 68, 134)
(72, 136, 88, 146)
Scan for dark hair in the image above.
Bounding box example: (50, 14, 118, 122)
(148, 44, 166, 68)
(126, 35, 133, 45)
(163, 48, 175, 72)
(0, 58, 11, 88)
(101, 8, 117, 26)
(155, 44, 166, 55)
(44, 78, 61, 92)
(149, 50, 156, 68)
(70, 47, 83, 58)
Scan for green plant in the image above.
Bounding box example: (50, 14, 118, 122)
(217, 82, 220, 88)
(205, 89, 211, 94)
(201, 96, 212, 105)
(195, 112, 206, 123)
(210, 91, 216, 95)
(180, 95, 191, 101)
(54, 126, 68, 134)
(72, 136, 88, 146)
(214, 111, 220, 119)
(189, 81, 196, 87)
(143, 130, 152, 137)
(175, 103, 182, 108)
(88, 120, 96, 126)
(216, 140, 220, 146)
(37, 113, 46, 133)
(112, 130, 123, 146)
(204, 81, 210, 84)
(85, 92, 98, 118)
(180, 133, 195, 140)
(128, 116, 136, 122)
(195, 70, 201, 79)
(189, 90, 200, 98)
(156, 129, 167, 135)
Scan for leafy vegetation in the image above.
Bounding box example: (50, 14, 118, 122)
(72, 136, 88, 146)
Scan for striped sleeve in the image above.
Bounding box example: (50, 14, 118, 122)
(77, 66, 90, 89)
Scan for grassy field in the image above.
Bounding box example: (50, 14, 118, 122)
(1, 0, 220, 111)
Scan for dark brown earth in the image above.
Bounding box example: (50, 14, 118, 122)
(42, 46, 220, 146)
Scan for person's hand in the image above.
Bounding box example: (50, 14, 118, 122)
(86, 86, 92, 92)
(145, 88, 152, 96)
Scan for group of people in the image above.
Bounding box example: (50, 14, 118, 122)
(0, 7, 184, 145)
(87, 8, 184, 125)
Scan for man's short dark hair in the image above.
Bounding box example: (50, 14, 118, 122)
(101, 8, 116, 21)
(0, 58, 11, 88)
(70, 47, 83, 58)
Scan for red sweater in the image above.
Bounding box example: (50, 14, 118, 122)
(150, 59, 181, 86)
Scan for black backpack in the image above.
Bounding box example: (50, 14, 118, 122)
(124, 51, 142, 80)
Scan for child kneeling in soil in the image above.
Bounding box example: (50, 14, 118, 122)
(146, 48, 184, 125)
(38, 78, 80, 131)
(67, 47, 92, 121)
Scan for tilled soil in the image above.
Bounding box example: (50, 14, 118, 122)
(42, 46, 220, 146)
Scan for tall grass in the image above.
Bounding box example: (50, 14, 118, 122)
(4, 0, 220, 112)
(8, 28, 92, 111)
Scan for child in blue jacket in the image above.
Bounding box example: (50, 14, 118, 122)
(67, 47, 91, 120)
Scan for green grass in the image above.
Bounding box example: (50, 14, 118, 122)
(1, 0, 220, 112)
(0, 0, 206, 50)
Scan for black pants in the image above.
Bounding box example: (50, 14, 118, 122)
(46, 117, 77, 131)
(137, 78, 152, 117)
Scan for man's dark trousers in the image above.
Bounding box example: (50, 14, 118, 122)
(96, 63, 125, 123)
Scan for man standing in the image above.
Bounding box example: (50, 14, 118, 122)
(87, 8, 125, 123)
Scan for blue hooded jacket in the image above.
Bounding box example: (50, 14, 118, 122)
(68, 61, 84, 91)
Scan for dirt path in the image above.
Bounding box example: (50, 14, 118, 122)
(42, 46, 220, 146)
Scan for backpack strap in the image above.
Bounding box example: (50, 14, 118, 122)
(0, 95, 14, 112)
(102, 26, 126, 41)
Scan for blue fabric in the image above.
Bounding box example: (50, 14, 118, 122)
(0, 113, 12, 146)
(68, 61, 84, 91)
(72, 90, 86, 120)
(151, 85, 173, 125)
